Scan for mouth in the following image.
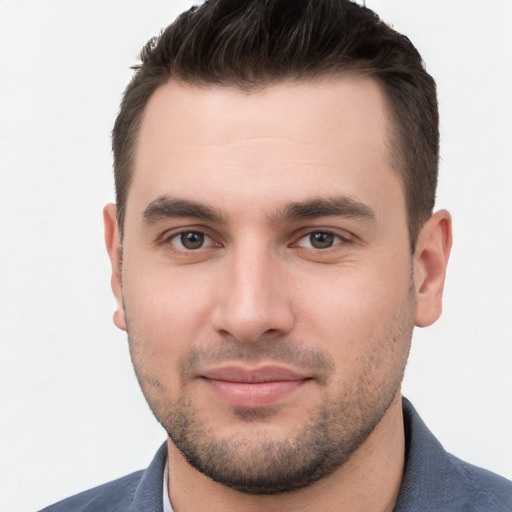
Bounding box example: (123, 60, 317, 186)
(200, 365, 312, 408)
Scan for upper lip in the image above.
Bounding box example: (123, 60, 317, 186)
(200, 365, 310, 383)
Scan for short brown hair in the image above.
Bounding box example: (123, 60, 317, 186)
(112, 0, 439, 250)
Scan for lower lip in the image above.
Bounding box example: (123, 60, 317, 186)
(203, 378, 308, 408)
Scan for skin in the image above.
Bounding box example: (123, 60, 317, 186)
(105, 77, 452, 512)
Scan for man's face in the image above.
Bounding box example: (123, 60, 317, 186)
(110, 78, 418, 493)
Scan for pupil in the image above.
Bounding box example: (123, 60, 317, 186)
(310, 232, 334, 249)
(181, 232, 204, 249)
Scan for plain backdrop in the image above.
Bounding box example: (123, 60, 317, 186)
(1, 1, 511, 511)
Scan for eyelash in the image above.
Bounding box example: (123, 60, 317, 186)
(161, 230, 219, 252)
(160, 228, 351, 253)
(294, 230, 349, 250)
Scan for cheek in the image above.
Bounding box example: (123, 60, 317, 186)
(121, 263, 216, 377)
(293, 259, 414, 366)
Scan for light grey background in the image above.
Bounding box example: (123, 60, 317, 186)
(0, 1, 511, 511)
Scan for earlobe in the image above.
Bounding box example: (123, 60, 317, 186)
(103, 203, 127, 331)
(413, 209, 453, 328)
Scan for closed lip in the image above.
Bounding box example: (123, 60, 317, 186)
(199, 365, 312, 407)
(200, 365, 311, 383)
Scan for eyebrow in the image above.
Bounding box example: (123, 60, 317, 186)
(143, 197, 226, 224)
(272, 196, 376, 224)
(142, 195, 375, 226)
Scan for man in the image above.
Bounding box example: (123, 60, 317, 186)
(40, 0, 512, 510)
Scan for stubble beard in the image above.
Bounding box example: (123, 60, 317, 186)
(126, 287, 415, 495)
(163, 383, 395, 494)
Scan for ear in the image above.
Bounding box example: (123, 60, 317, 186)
(103, 203, 126, 331)
(413, 209, 453, 327)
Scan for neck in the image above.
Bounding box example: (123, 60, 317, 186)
(167, 393, 405, 512)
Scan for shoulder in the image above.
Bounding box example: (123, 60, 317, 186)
(37, 470, 144, 512)
(397, 398, 512, 512)
(444, 453, 512, 511)
(37, 442, 168, 512)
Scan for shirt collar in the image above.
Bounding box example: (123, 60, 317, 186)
(163, 457, 173, 512)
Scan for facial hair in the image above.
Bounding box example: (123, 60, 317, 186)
(126, 285, 415, 495)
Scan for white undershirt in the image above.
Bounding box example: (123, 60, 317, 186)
(163, 458, 174, 512)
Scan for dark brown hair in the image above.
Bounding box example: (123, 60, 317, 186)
(112, 0, 439, 250)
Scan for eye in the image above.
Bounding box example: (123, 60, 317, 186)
(296, 231, 343, 249)
(170, 231, 212, 250)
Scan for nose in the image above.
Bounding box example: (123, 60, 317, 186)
(210, 246, 295, 343)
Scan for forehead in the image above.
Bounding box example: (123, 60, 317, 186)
(137, 77, 393, 155)
(129, 77, 403, 219)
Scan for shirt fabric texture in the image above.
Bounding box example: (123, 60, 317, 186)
(38, 398, 512, 511)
